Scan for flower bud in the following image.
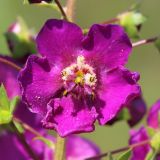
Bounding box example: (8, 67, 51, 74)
(5, 17, 36, 63)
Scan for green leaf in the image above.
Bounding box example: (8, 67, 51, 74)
(10, 96, 20, 113)
(117, 149, 131, 160)
(151, 132, 160, 152)
(33, 136, 55, 150)
(108, 152, 115, 160)
(14, 121, 24, 133)
(0, 85, 19, 125)
(0, 84, 10, 110)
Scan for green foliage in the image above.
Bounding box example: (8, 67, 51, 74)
(118, 11, 146, 39)
(117, 108, 131, 121)
(117, 149, 131, 160)
(0, 85, 19, 124)
(151, 132, 160, 152)
(147, 127, 156, 137)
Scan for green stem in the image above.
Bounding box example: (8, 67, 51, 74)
(55, 134, 66, 160)
(10, 121, 39, 160)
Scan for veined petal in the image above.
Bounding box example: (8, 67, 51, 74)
(97, 67, 140, 125)
(82, 24, 132, 70)
(42, 96, 97, 137)
(18, 55, 62, 115)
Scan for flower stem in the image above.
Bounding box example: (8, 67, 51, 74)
(102, 18, 119, 25)
(10, 121, 39, 160)
(66, 0, 76, 22)
(54, 0, 68, 21)
(0, 56, 21, 71)
(132, 36, 158, 47)
(13, 116, 42, 137)
(85, 139, 150, 160)
(55, 134, 66, 160)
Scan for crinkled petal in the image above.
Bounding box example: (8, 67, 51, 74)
(129, 127, 150, 160)
(147, 99, 160, 129)
(97, 67, 140, 125)
(66, 135, 100, 160)
(127, 96, 147, 127)
(0, 55, 20, 98)
(82, 24, 132, 70)
(18, 55, 62, 114)
(42, 96, 97, 137)
(36, 19, 83, 66)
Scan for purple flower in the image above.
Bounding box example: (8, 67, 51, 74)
(129, 127, 150, 160)
(19, 19, 140, 136)
(0, 131, 100, 160)
(129, 100, 160, 159)
(147, 99, 160, 129)
(127, 96, 147, 126)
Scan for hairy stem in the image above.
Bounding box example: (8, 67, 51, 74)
(102, 18, 119, 25)
(85, 139, 150, 160)
(55, 134, 66, 160)
(132, 36, 158, 47)
(13, 116, 42, 137)
(0, 57, 21, 71)
(10, 121, 39, 160)
(66, 0, 76, 22)
(54, 0, 68, 21)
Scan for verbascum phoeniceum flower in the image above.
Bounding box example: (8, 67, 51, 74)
(18, 19, 141, 137)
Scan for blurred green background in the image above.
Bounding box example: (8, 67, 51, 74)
(0, 0, 160, 154)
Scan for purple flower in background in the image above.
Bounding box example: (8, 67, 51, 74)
(28, 0, 52, 3)
(129, 127, 150, 160)
(0, 131, 100, 160)
(147, 99, 160, 129)
(129, 100, 160, 160)
(127, 96, 147, 126)
(19, 19, 140, 136)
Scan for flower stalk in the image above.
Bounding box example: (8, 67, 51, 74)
(54, 0, 68, 21)
(85, 139, 150, 160)
(55, 134, 66, 160)
(10, 121, 39, 160)
(66, 0, 76, 22)
(132, 36, 158, 47)
(0, 56, 21, 71)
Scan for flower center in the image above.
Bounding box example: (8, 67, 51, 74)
(61, 55, 97, 95)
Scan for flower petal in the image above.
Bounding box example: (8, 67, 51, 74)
(147, 99, 160, 129)
(36, 19, 83, 66)
(66, 135, 100, 160)
(18, 55, 62, 115)
(82, 24, 132, 70)
(97, 67, 140, 125)
(42, 96, 97, 137)
(129, 127, 150, 160)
